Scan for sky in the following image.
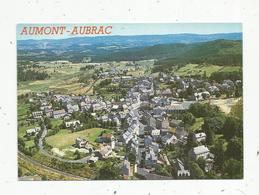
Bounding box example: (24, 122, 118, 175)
(17, 23, 242, 40)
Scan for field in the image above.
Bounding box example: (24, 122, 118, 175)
(18, 63, 94, 95)
(174, 64, 241, 77)
(45, 128, 113, 149)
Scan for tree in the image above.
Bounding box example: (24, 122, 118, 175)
(185, 132, 197, 152)
(186, 84, 195, 96)
(225, 137, 243, 160)
(197, 157, 206, 171)
(202, 115, 226, 134)
(44, 117, 52, 129)
(211, 139, 226, 170)
(75, 150, 81, 160)
(42, 175, 48, 180)
(128, 153, 136, 165)
(97, 160, 122, 180)
(203, 71, 207, 79)
(189, 161, 205, 179)
(222, 117, 242, 140)
(205, 128, 215, 145)
(189, 103, 220, 118)
(224, 158, 243, 179)
(182, 112, 196, 126)
(154, 164, 171, 176)
(18, 167, 23, 177)
(230, 99, 243, 120)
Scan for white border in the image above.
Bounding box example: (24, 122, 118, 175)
(1, 0, 259, 194)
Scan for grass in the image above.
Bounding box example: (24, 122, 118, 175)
(18, 124, 38, 138)
(188, 117, 204, 132)
(18, 103, 30, 121)
(50, 119, 63, 128)
(25, 139, 35, 148)
(174, 64, 241, 77)
(45, 128, 113, 149)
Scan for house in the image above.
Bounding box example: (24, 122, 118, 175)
(121, 76, 132, 82)
(88, 156, 99, 163)
(66, 103, 79, 114)
(32, 111, 43, 119)
(188, 145, 210, 160)
(170, 119, 182, 127)
(26, 127, 41, 137)
(96, 134, 115, 149)
(122, 130, 134, 144)
(97, 133, 114, 142)
(161, 134, 178, 145)
(193, 132, 206, 142)
(194, 91, 210, 101)
(151, 129, 160, 137)
(149, 142, 160, 153)
(153, 106, 165, 116)
(44, 108, 53, 118)
(161, 89, 172, 96)
(92, 102, 106, 112)
(147, 116, 157, 128)
(75, 137, 88, 148)
(176, 158, 191, 178)
(176, 126, 187, 139)
(95, 146, 112, 159)
(165, 101, 194, 114)
(53, 109, 66, 119)
(122, 157, 131, 179)
(65, 120, 80, 128)
(156, 117, 169, 129)
(145, 148, 157, 168)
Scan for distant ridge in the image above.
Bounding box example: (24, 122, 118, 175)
(17, 33, 242, 64)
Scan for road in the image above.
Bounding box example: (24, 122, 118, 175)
(18, 151, 88, 180)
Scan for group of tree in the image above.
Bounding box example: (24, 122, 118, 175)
(71, 111, 99, 130)
(189, 103, 220, 118)
(194, 102, 243, 178)
(98, 78, 112, 88)
(209, 71, 242, 83)
(80, 65, 95, 71)
(99, 120, 117, 129)
(18, 67, 49, 81)
(96, 158, 122, 180)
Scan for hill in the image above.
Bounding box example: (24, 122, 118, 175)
(17, 33, 242, 63)
(95, 40, 242, 67)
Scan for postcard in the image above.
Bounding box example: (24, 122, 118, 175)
(17, 23, 243, 181)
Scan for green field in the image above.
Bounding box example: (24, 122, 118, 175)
(174, 64, 241, 77)
(18, 103, 30, 121)
(45, 128, 113, 149)
(50, 119, 63, 128)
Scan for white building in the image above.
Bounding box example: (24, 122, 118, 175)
(193, 132, 206, 142)
(188, 145, 210, 160)
(65, 120, 80, 128)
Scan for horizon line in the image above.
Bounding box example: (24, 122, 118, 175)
(17, 32, 242, 41)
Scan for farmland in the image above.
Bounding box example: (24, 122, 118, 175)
(173, 64, 241, 77)
(18, 63, 94, 95)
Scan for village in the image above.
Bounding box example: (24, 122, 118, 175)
(18, 63, 242, 179)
